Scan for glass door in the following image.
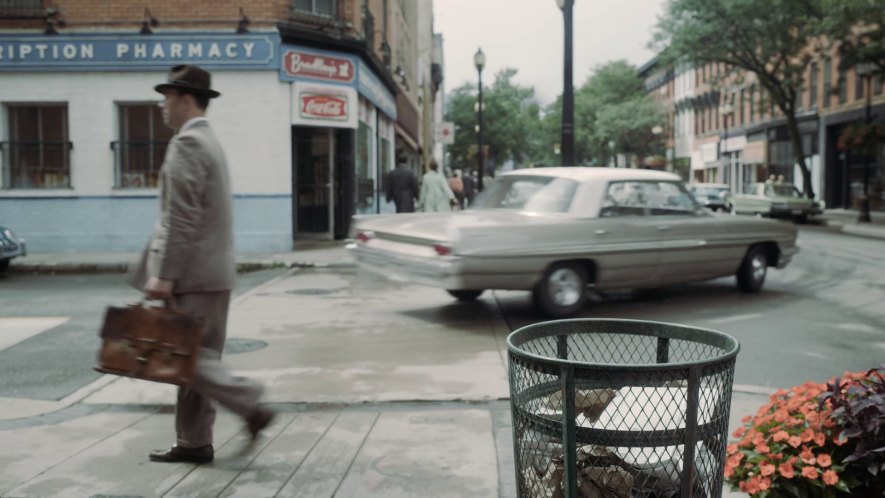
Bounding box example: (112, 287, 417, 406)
(293, 127, 334, 238)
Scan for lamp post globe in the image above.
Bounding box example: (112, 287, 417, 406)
(474, 47, 485, 192)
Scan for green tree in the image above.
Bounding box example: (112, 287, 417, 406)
(819, 0, 885, 72)
(444, 68, 543, 173)
(653, 0, 822, 198)
(544, 60, 664, 166)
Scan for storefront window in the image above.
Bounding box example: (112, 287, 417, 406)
(2, 104, 71, 189)
(114, 103, 172, 188)
(355, 121, 374, 213)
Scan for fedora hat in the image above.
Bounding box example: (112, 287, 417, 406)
(154, 64, 220, 98)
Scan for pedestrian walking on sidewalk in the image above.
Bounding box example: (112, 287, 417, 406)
(385, 155, 420, 213)
(418, 159, 457, 212)
(130, 65, 274, 464)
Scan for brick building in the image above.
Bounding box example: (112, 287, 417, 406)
(642, 49, 885, 212)
(0, 0, 442, 252)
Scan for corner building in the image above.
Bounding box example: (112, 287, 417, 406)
(0, 0, 436, 251)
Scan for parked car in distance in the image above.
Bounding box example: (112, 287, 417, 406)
(0, 225, 26, 271)
(689, 183, 732, 212)
(730, 182, 817, 223)
(350, 167, 799, 318)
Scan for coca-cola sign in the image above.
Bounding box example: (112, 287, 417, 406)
(283, 50, 354, 83)
(300, 94, 348, 120)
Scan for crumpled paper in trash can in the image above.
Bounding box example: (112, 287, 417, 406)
(544, 388, 617, 423)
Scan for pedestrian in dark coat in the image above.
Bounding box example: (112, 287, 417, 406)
(462, 169, 477, 208)
(385, 158, 420, 213)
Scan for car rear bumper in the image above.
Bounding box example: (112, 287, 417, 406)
(349, 243, 466, 289)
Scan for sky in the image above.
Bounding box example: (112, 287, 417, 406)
(433, 0, 667, 106)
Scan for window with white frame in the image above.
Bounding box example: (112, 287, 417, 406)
(113, 103, 173, 188)
(2, 103, 71, 189)
(293, 0, 335, 16)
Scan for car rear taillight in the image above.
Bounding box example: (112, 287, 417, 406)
(356, 231, 375, 243)
(432, 244, 453, 256)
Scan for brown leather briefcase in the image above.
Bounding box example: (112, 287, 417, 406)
(94, 300, 205, 385)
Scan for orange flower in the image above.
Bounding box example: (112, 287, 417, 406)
(822, 469, 839, 485)
(755, 443, 771, 454)
(788, 436, 803, 448)
(800, 428, 815, 442)
(759, 477, 771, 491)
(779, 462, 795, 479)
(760, 463, 776, 476)
(772, 430, 790, 442)
(802, 466, 819, 479)
(800, 447, 816, 465)
(816, 454, 832, 467)
(813, 432, 826, 446)
(733, 426, 746, 438)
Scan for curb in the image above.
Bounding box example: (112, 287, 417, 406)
(842, 223, 885, 240)
(9, 260, 357, 275)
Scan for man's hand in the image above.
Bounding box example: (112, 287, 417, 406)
(145, 277, 174, 300)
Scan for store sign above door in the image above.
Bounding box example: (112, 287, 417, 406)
(0, 33, 278, 71)
(280, 46, 356, 85)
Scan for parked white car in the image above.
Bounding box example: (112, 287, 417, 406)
(350, 168, 798, 317)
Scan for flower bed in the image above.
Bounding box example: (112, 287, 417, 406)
(724, 366, 884, 497)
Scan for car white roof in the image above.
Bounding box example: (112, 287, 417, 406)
(500, 166, 682, 183)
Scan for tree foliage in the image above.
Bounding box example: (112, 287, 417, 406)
(444, 68, 543, 174)
(819, 0, 885, 72)
(653, 0, 823, 197)
(542, 61, 665, 166)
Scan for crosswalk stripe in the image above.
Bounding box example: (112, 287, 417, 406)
(0, 317, 69, 351)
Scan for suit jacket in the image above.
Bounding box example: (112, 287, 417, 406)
(385, 165, 420, 213)
(129, 120, 236, 294)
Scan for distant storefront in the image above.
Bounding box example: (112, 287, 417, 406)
(0, 31, 398, 252)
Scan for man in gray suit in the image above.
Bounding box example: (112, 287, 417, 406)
(131, 65, 273, 464)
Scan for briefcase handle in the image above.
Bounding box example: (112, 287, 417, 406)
(138, 297, 184, 314)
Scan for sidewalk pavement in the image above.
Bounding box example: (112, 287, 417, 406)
(0, 244, 774, 497)
(812, 207, 885, 239)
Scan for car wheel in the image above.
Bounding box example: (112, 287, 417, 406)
(446, 289, 484, 302)
(736, 246, 767, 293)
(533, 262, 588, 318)
(0, 259, 8, 272)
(794, 214, 808, 224)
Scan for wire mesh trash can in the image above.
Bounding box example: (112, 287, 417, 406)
(508, 319, 740, 498)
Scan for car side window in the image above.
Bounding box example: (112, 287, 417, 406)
(599, 181, 648, 217)
(646, 181, 698, 215)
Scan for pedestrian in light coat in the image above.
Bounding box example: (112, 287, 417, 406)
(129, 65, 274, 465)
(419, 159, 457, 212)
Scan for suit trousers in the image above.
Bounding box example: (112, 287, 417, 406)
(174, 291, 263, 448)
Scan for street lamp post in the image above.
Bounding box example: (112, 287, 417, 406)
(856, 63, 876, 223)
(474, 47, 485, 192)
(719, 100, 734, 186)
(556, 0, 575, 166)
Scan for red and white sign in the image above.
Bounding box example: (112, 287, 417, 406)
(436, 121, 455, 145)
(301, 94, 348, 120)
(291, 82, 358, 129)
(283, 50, 355, 83)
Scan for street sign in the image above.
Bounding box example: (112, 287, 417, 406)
(437, 121, 455, 145)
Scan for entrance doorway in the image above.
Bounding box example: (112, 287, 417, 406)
(292, 127, 333, 239)
(291, 126, 356, 241)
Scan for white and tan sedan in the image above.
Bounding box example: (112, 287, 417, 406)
(349, 168, 798, 317)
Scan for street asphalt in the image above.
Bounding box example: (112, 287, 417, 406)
(1, 208, 882, 497)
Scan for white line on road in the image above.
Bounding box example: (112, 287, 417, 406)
(707, 313, 763, 324)
(0, 317, 69, 351)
